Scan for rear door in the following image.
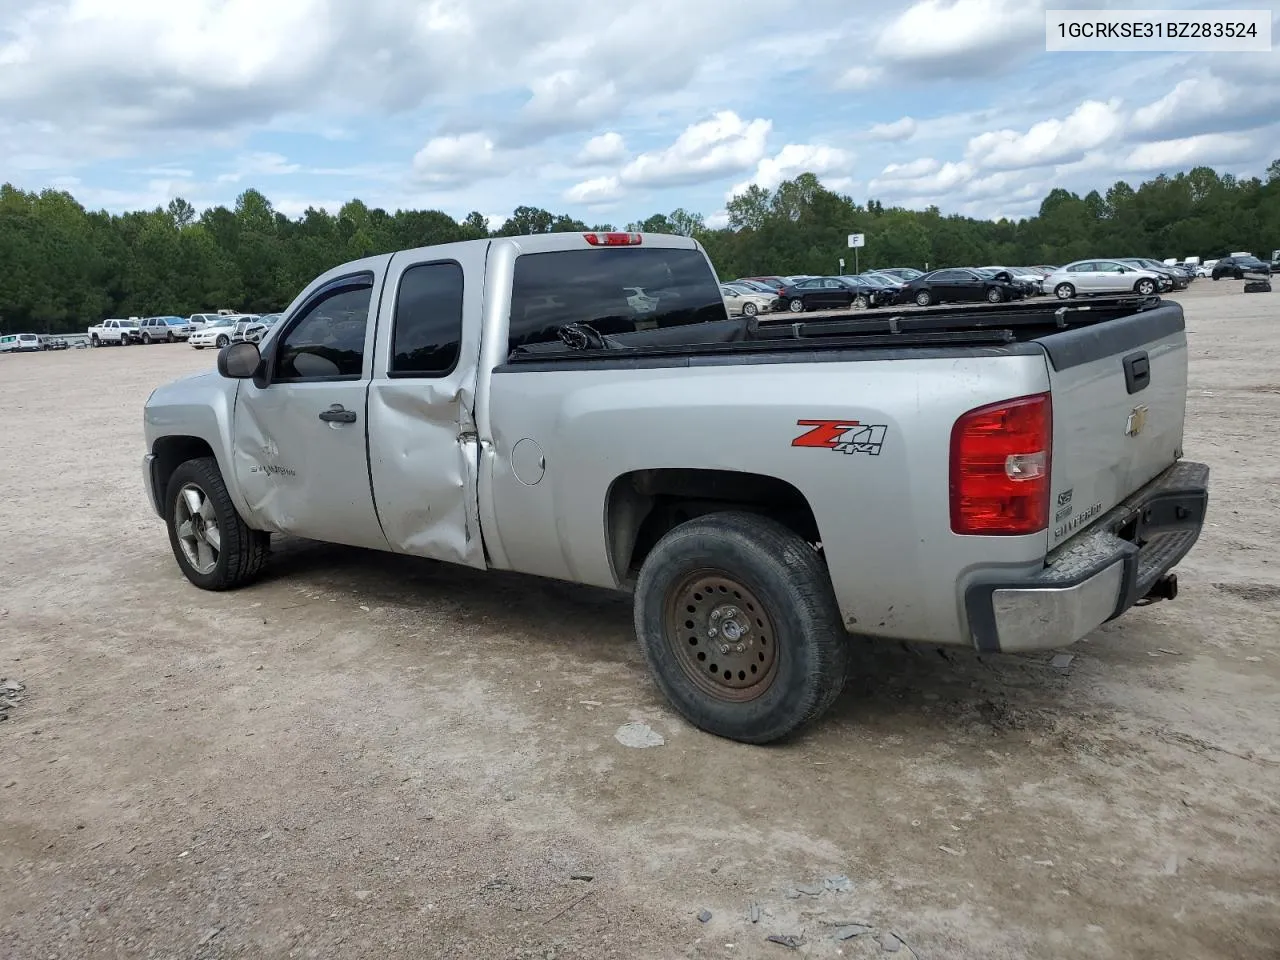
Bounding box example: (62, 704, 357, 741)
(1039, 304, 1188, 549)
(365, 242, 489, 567)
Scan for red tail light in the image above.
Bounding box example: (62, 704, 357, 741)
(949, 393, 1052, 536)
(583, 232, 642, 246)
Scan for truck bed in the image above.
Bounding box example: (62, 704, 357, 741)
(505, 295, 1176, 365)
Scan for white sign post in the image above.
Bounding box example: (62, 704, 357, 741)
(847, 233, 865, 273)
(838, 257, 845, 274)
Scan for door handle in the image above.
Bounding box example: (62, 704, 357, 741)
(319, 404, 357, 424)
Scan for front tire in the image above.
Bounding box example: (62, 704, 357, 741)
(216, 335, 230, 348)
(914, 290, 932, 307)
(1135, 279, 1156, 296)
(193, 345, 204, 350)
(90, 335, 100, 347)
(743, 301, 758, 317)
(633, 512, 850, 744)
(165, 457, 269, 591)
(852, 295, 869, 310)
(986, 286, 1004, 303)
(167, 332, 176, 343)
(1055, 283, 1075, 299)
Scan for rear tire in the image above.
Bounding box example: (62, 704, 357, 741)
(142, 333, 152, 345)
(633, 512, 850, 744)
(1055, 283, 1075, 299)
(788, 298, 804, 313)
(914, 290, 932, 307)
(165, 457, 269, 591)
(193, 345, 204, 350)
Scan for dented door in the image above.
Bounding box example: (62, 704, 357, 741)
(365, 242, 489, 567)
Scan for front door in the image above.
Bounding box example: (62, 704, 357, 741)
(231, 273, 392, 552)
(364, 242, 489, 568)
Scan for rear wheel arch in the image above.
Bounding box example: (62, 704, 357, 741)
(604, 468, 822, 584)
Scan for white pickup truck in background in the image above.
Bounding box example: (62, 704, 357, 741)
(141, 231, 1210, 744)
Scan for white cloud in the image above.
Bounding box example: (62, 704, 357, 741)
(868, 117, 917, 142)
(877, 157, 939, 180)
(874, 0, 1045, 73)
(868, 160, 975, 196)
(705, 208, 730, 229)
(836, 65, 883, 90)
(729, 143, 853, 196)
(619, 111, 771, 188)
(412, 132, 499, 185)
(1121, 133, 1255, 172)
(575, 132, 627, 166)
(563, 175, 623, 204)
(216, 151, 300, 184)
(966, 99, 1125, 170)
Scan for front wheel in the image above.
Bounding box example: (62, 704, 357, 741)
(852, 295, 869, 310)
(986, 286, 1004, 303)
(167, 332, 176, 343)
(193, 345, 204, 350)
(1135, 278, 1156, 296)
(1055, 283, 1075, 299)
(165, 457, 269, 590)
(914, 290, 932, 307)
(787, 298, 805, 313)
(743, 301, 758, 317)
(216, 335, 229, 348)
(633, 512, 850, 744)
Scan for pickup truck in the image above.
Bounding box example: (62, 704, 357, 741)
(89, 318, 140, 346)
(141, 232, 1210, 744)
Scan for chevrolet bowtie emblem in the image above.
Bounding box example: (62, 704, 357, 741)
(1125, 404, 1149, 437)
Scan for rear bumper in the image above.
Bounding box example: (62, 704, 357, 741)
(965, 460, 1209, 653)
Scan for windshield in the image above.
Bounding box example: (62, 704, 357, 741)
(164, 317, 186, 325)
(207, 317, 234, 328)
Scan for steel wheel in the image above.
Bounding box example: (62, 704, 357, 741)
(664, 570, 779, 703)
(173, 482, 222, 575)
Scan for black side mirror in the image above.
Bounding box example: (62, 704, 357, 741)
(218, 340, 262, 379)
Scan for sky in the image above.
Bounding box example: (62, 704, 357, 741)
(1, 0, 1278, 229)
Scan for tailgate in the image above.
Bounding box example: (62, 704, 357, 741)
(1038, 301, 1187, 550)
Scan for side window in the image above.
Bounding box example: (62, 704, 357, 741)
(389, 261, 464, 378)
(275, 281, 373, 381)
(1068, 262, 1092, 273)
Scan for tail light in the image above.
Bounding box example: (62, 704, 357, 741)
(949, 392, 1051, 536)
(583, 232, 642, 246)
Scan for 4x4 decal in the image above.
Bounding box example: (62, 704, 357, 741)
(792, 420, 888, 456)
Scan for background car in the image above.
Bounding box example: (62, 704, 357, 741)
(902, 267, 1024, 306)
(233, 313, 281, 343)
(0, 333, 43, 353)
(730, 279, 781, 294)
(740, 276, 792, 292)
(1044, 260, 1164, 299)
(777, 276, 876, 312)
(876, 267, 925, 282)
(1211, 255, 1272, 280)
(720, 284, 778, 317)
(975, 267, 1040, 297)
(138, 315, 194, 343)
(836, 275, 897, 308)
(188, 316, 238, 349)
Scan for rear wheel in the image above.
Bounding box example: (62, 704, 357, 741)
(165, 457, 269, 591)
(142, 333, 152, 345)
(633, 512, 850, 744)
(914, 290, 932, 307)
(1055, 283, 1075, 299)
(788, 298, 805, 313)
(119, 336, 129, 346)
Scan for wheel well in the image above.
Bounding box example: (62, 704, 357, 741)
(606, 469, 820, 581)
(151, 436, 216, 505)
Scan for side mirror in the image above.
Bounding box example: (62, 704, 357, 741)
(218, 340, 262, 379)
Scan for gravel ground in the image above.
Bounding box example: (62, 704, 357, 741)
(2, 283, 1278, 960)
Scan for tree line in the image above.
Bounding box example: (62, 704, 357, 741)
(2, 160, 1278, 334)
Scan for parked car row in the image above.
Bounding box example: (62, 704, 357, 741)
(720, 255, 1214, 314)
(79, 310, 281, 349)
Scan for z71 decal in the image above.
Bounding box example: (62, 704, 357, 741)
(792, 419, 888, 456)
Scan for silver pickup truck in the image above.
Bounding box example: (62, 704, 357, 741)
(142, 232, 1209, 743)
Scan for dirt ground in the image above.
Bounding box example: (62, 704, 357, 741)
(2, 284, 1278, 960)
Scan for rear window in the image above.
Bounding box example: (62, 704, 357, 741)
(507, 247, 725, 354)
